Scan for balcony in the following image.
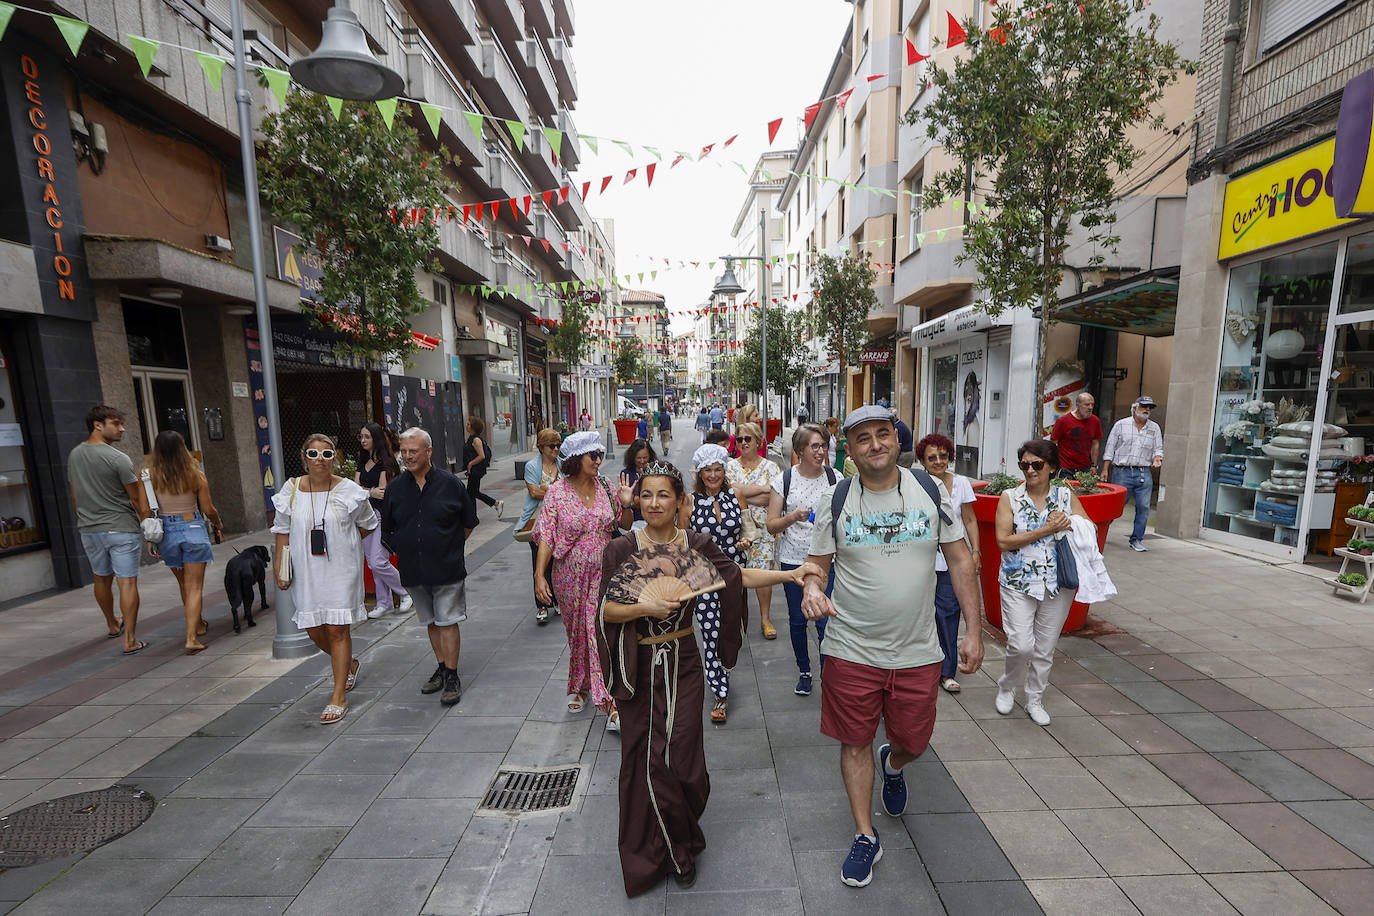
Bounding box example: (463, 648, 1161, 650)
(484, 154, 535, 225)
(523, 124, 561, 189)
(549, 34, 579, 106)
(552, 0, 575, 37)
(434, 216, 497, 283)
(558, 108, 581, 171)
(518, 37, 559, 117)
(403, 44, 485, 169)
(476, 0, 526, 45)
(406, 0, 478, 46)
(523, 0, 556, 37)
(465, 40, 525, 120)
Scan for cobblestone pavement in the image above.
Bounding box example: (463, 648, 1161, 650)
(0, 419, 1371, 914)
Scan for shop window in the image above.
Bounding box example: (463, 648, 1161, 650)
(930, 350, 959, 440)
(909, 174, 924, 251)
(124, 299, 188, 369)
(0, 348, 45, 554)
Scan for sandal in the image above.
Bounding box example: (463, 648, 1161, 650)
(711, 699, 728, 724)
(320, 703, 348, 723)
(567, 692, 587, 712)
(346, 658, 361, 691)
(761, 623, 777, 640)
(536, 607, 549, 625)
(940, 677, 961, 694)
(605, 710, 621, 733)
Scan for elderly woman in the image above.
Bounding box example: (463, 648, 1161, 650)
(678, 444, 758, 724)
(521, 428, 563, 625)
(728, 405, 763, 458)
(599, 460, 819, 894)
(534, 431, 633, 728)
(726, 421, 782, 640)
(917, 433, 981, 693)
(994, 439, 1089, 726)
(272, 434, 376, 723)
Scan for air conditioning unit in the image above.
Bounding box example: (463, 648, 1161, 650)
(205, 234, 233, 252)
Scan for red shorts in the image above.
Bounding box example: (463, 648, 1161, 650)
(819, 656, 940, 752)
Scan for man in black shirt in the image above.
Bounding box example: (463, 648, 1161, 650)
(382, 427, 480, 706)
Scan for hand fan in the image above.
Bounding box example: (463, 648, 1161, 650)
(605, 542, 727, 605)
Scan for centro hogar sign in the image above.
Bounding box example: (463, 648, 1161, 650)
(1220, 136, 1359, 260)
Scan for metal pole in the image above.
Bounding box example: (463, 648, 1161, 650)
(758, 209, 769, 449)
(231, 0, 313, 659)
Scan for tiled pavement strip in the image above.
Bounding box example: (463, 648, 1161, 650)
(0, 422, 1371, 913)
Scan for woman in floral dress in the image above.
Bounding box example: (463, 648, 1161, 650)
(535, 431, 634, 730)
(725, 421, 782, 639)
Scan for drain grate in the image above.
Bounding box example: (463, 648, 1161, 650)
(0, 785, 155, 870)
(477, 766, 581, 815)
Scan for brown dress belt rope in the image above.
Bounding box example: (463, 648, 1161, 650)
(637, 625, 693, 645)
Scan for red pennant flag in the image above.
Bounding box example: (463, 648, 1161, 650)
(600, 175, 614, 194)
(523, 195, 532, 216)
(671, 154, 685, 168)
(541, 239, 550, 253)
(906, 38, 927, 64)
(947, 11, 966, 46)
(803, 102, 822, 130)
(542, 189, 554, 208)
(723, 134, 738, 148)
(700, 143, 714, 159)
(462, 205, 471, 224)
(623, 168, 637, 185)
(491, 199, 502, 220)
(836, 88, 854, 110)
(645, 163, 656, 187)
(561, 242, 571, 253)
(767, 118, 783, 144)
(989, 24, 1008, 44)
(580, 181, 591, 199)
(559, 186, 570, 204)
(866, 74, 885, 82)
(474, 202, 485, 221)
(508, 198, 519, 218)
(579, 245, 587, 255)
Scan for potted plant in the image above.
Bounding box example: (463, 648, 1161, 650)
(1337, 572, 1367, 588)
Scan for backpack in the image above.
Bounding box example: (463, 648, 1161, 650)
(828, 467, 954, 544)
(781, 465, 837, 510)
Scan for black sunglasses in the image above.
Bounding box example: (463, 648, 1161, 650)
(1017, 459, 1046, 472)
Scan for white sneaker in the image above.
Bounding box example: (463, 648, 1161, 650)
(995, 688, 1015, 715)
(495, 499, 505, 518)
(1027, 702, 1051, 726)
(366, 604, 389, 619)
(397, 594, 414, 614)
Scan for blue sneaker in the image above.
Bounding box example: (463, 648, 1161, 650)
(840, 830, 882, 887)
(877, 744, 907, 816)
(794, 672, 812, 696)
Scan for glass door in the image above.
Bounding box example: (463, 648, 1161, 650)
(131, 370, 200, 454)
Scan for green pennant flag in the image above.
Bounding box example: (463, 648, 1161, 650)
(541, 126, 563, 158)
(916, 232, 926, 246)
(787, 253, 796, 262)
(0, 4, 15, 42)
(128, 35, 159, 77)
(481, 286, 492, 297)
(707, 261, 715, 271)
(463, 110, 484, 139)
(419, 103, 442, 138)
(325, 96, 344, 120)
(874, 239, 887, 248)
(643, 146, 662, 161)
(259, 66, 290, 105)
(674, 150, 693, 162)
(613, 139, 633, 157)
(582, 135, 599, 155)
(936, 229, 948, 241)
(505, 120, 525, 151)
(52, 15, 89, 57)
(195, 51, 228, 91)
(951, 199, 964, 211)
(650, 270, 658, 280)
(375, 97, 397, 129)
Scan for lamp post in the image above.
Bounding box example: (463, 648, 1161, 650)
(230, 0, 403, 658)
(712, 208, 769, 444)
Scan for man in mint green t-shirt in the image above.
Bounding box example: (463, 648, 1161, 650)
(801, 405, 983, 888)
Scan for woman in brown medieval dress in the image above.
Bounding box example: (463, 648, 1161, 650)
(598, 460, 817, 894)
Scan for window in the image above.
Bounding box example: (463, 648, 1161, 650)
(912, 5, 931, 98)
(856, 114, 867, 176)
(909, 174, 924, 250)
(1258, 0, 1348, 53)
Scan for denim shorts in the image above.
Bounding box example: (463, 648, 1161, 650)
(81, 531, 143, 578)
(159, 514, 214, 569)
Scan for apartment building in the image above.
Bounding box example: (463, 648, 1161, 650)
(616, 288, 670, 407)
(1157, 0, 1374, 563)
(728, 150, 792, 420)
(0, 0, 587, 600)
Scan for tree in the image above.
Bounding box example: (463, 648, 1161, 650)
(809, 251, 879, 389)
(257, 91, 452, 414)
(549, 292, 597, 366)
(913, 0, 1188, 433)
(736, 305, 811, 401)
(612, 341, 644, 386)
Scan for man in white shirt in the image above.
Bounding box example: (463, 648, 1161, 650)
(1101, 395, 1164, 551)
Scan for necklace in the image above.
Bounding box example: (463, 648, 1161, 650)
(641, 526, 681, 545)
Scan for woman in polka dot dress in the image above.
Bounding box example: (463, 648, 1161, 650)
(678, 444, 758, 724)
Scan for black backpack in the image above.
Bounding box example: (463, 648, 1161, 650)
(828, 467, 954, 544)
(781, 465, 837, 510)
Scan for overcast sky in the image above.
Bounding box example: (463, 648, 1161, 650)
(567, 0, 853, 334)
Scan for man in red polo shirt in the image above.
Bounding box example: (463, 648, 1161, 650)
(1050, 392, 1102, 477)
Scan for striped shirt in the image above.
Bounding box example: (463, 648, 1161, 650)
(1103, 417, 1163, 468)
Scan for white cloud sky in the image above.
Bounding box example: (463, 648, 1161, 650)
(567, 0, 853, 334)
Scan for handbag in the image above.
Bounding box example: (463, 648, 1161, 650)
(140, 471, 163, 543)
(276, 477, 303, 587)
(1052, 487, 1078, 590)
(513, 507, 539, 543)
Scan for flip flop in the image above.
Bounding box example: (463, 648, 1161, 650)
(319, 703, 348, 723)
(940, 677, 961, 694)
(567, 692, 587, 712)
(761, 623, 777, 640)
(122, 641, 149, 656)
(711, 699, 728, 724)
(345, 658, 361, 691)
(106, 620, 125, 639)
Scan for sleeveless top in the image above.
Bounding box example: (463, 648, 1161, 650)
(357, 460, 386, 511)
(687, 488, 745, 566)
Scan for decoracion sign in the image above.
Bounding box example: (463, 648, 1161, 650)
(0, 40, 94, 321)
(1220, 137, 1357, 261)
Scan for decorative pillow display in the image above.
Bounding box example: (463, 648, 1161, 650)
(1275, 421, 1348, 439)
(1269, 436, 1311, 449)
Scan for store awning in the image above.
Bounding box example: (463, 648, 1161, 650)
(1051, 267, 1179, 337)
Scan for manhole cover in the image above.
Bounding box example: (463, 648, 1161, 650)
(0, 785, 155, 870)
(476, 766, 581, 816)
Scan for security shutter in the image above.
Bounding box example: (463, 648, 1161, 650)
(1259, 0, 1346, 52)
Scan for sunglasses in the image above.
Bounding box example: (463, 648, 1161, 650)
(1017, 459, 1047, 472)
(925, 452, 951, 461)
(305, 448, 336, 460)
(737, 436, 755, 443)
(586, 451, 605, 461)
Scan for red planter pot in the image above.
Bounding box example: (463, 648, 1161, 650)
(363, 554, 400, 597)
(765, 418, 782, 443)
(970, 481, 1128, 633)
(613, 418, 640, 445)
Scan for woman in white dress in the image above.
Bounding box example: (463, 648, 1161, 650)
(917, 433, 981, 694)
(272, 433, 377, 723)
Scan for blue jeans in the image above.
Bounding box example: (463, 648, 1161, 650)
(934, 570, 961, 679)
(1111, 467, 1154, 543)
(781, 561, 833, 674)
(159, 513, 214, 569)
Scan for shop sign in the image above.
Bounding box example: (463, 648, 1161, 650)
(273, 227, 324, 302)
(580, 365, 612, 378)
(1220, 137, 1358, 260)
(909, 304, 1007, 349)
(860, 348, 893, 365)
(0, 41, 94, 321)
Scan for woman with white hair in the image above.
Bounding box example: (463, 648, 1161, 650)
(678, 443, 758, 724)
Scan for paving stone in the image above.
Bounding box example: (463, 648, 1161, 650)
(1133, 804, 1278, 873)
(665, 888, 803, 915)
(0, 738, 59, 771)
(446, 685, 542, 719)
(1057, 683, 1148, 716)
(1294, 869, 1374, 915)
(583, 749, 622, 796)
(1144, 752, 1272, 804)
(1058, 808, 1189, 876)
(427, 815, 555, 914)
(1215, 751, 1347, 802)
(945, 760, 1047, 811)
(284, 857, 442, 916)
(14, 703, 122, 738)
(794, 847, 941, 911)
(506, 718, 593, 766)
(63, 735, 181, 778)
(927, 720, 1003, 761)
(88, 798, 264, 859)
(1287, 800, 1374, 864)
(74, 703, 184, 739)
(300, 734, 423, 776)
(1204, 871, 1338, 915)
(192, 702, 290, 738)
(551, 791, 620, 857)
(341, 698, 451, 736)
(1111, 681, 1206, 715)
(675, 818, 795, 893)
(416, 715, 525, 753)
(980, 811, 1105, 879)
(698, 767, 782, 825)
(1012, 757, 1121, 809)
(1215, 710, 1334, 750)
(1099, 714, 1202, 755)
(903, 812, 1018, 882)
(8, 857, 197, 916)
(1217, 677, 1324, 710)
(530, 852, 665, 915)
(759, 709, 831, 747)
(1115, 874, 1241, 915)
(243, 774, 390, 827)
(1278, 708, 1374, 748)
(0, 856, 81, 903)
(936, 879, 1044, 914)
(1156, 712, 1268, 753)
(702, 727, 773, 769)
(770, 744, 839, 798)
(1282, 748, 1374, 799)
(171, 826, 348, 897)
(1043, 715, 1135, 758)
(1, 736, 121, 779)
(380, 751, 504, 798)
(900, 757, 973, 814)
(1025, 877, 1140, 915)
(131, 736, 241, 779)
(147, 898, 292, 915)
(1208, 802, 1370, 871)
(979, 717, 1072, 759)
(170, 751, 311, 799)
(1076, 655, 1160, 684)
(1169, 678, 1266, 712)
(780, 790, 915, 853)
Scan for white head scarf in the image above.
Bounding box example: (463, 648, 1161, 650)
(560, 430, 603, 459)
(692, 443, 730, 472)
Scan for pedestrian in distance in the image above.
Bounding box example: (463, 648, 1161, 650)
(890, 407, 915, 468)
(534, 431, 631, 729)
(994, 439, 1090, 726)
(599, 459, 820, 894)
(1050, 391, 1103, 479)
(704, 428, 730, 448)
(823, 417, 840, 467)
(1101, 395, 1163, 551)
(143, 430, 223, 654)
(767, 423, 839, 697)
(463, 416, 503, 518)
(679, 444, 758, 724)
(521, 428, 563, 625)
(657, 404, 673, 452)
(355, 422, 412, 620)
(271, 434, 377, 723)
(801, 405, 984, 888)
(916, 433, 981, 693)
(619, 438, 658, 532)
(68, 405, 153, 654)
(708, 403, 724, 430)
(578, 408, 593, 431)
(726, 421, 783, 640)
(797, 402, 809, 424)
(382, 428, 479, 707)
(695, 406, 710, 443)
(637, 410, 651, 441)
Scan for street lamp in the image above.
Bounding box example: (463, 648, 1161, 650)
(288, 2, 405, 100)
(712, 208, 770, 447)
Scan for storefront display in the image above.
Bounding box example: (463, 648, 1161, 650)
(0, 350, 44, 554)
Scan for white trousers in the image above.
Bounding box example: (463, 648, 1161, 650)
(997, 586, 1074, 704)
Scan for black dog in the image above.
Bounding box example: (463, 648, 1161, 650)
(224, 545, 271, 633)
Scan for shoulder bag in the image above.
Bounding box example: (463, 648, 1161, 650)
(276, 477, 301, 587)
(140, 471, 164, 543)
(1053, 486, 1079, 590)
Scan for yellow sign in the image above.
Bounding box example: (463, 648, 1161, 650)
(1219, 138, 1359, 260)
